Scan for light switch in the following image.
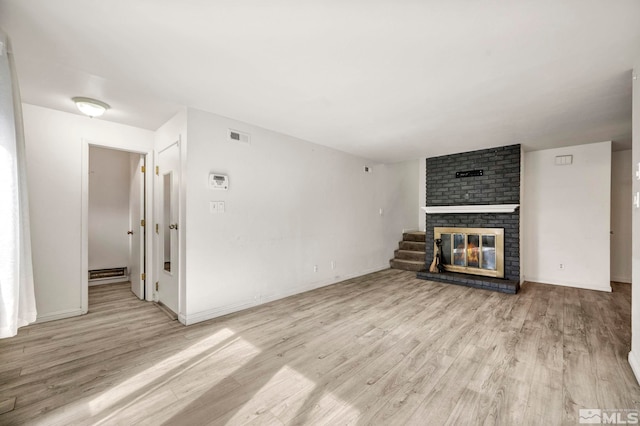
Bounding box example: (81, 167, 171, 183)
(209, 201, 218, 214)
(634, 192, 640, 209)
(217, 201, 225, 213)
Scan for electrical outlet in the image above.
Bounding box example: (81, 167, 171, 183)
(313, 265, 318, 272)
(559, 263, 565, 270)
(331, 261, 335, 270)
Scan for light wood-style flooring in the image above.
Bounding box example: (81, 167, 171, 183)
(0, 270, 638, 425)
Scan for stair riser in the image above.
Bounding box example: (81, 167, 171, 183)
(403, 233, 426, 242)
(389, 259, 425, 272)
(399, 241, 426, 251)
(394, 250, 426, 261)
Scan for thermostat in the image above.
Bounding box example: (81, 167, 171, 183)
(209, 173, 229, 190)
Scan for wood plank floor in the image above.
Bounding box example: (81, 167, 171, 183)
(0, 270, 638, 425)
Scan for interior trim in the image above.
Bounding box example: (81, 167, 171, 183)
(421, 204, 519, 214)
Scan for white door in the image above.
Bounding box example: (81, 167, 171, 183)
(158, 143, 180, 314)
(129, 154, 145, 299)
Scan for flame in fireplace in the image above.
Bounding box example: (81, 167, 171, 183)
(467, 242, 479, 266)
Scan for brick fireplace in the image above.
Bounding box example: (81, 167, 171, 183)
(417, 144, 521, 294)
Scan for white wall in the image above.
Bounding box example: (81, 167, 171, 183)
(88, 147, 131, 272)
(181, 107, 418, 324)
(22, 104, 154, 322)
(630, 62, 640, 384)
(523, 141, 612, 292)
(611, 150, 632, 283)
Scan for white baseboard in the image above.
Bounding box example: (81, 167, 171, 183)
(611, 275, 632, 284)
(36, 308, 85, 324)
(629, 351, 640, 385)
(181, 264, 390, 326)
(524, 276, 611, 293)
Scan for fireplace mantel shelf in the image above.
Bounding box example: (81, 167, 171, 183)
(421, 204, 519, 214)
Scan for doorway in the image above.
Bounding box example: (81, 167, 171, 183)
(611, 149, 632, 283)
(83, 144, 148, 311)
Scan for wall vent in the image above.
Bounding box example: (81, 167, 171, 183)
(554, 155, 573, 166)
(89, 267, 128, 281)
(228, 129, 250, 144)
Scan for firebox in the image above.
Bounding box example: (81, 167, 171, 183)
(433, 227, 504, 278)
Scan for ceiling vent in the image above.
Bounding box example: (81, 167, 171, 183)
(228, 129, 250, 144)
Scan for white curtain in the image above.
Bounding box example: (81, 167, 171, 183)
(0, 30, 37, 338)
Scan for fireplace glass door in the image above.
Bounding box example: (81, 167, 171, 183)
(452, 234, 465, 266)
(481, 235, 496, 270)
(435, 227, 504, 278)
(467, 234, 480, 268)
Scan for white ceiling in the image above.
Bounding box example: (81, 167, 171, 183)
(1, 0, 638, 162)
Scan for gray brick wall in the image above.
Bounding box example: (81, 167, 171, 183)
(425, 144, 521, 281)
(426, 144, 520, 206)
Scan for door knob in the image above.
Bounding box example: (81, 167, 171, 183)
(169, 224, 178, 230)
(127, 230, 134, 235)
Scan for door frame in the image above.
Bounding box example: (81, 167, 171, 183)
(154, 139, 183, 321)
(129, 152, 146, 299)
(81, 139, 155, 313)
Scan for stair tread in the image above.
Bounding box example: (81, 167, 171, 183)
(402, 231, 426, 242)
(390, 258, 425, 271)
(394, 231, 426, 271)
(390, 259, 424, 264)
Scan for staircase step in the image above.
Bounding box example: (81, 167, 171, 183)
(399, 241, 426, 251)
(390, 259, 425, 272)
(394, 249, 426, 261)
(403, 231, 426, 242)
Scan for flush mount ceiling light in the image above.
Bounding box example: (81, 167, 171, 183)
(72, 97, 110, 118)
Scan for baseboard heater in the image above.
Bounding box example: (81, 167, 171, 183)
(89, 267, 128, 281)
